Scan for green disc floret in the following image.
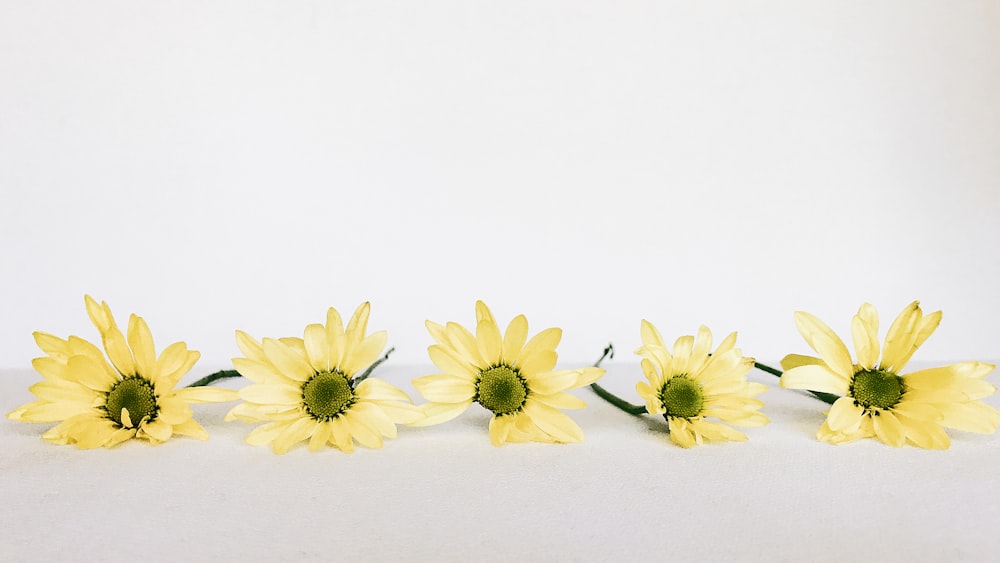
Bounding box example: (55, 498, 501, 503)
(850, 368, 904, 410)
(105, 376, 158, 427)
(477, 365, 528, 415)
(659, 375, 704, 419)
(302, 371, 355, 420)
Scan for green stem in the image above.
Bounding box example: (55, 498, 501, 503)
(588, 343, 648, 416)
(352, 347, 396, 386)
(186, 370, 242, 388)
(753, 361, 840, 405)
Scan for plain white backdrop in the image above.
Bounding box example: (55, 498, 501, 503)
(2, 1, 998, 371)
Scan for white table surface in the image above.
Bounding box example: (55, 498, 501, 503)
(3, 362, 999, 562)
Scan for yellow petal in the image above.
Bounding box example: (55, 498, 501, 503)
(174, 386, 238, 404)
(532, 392, 588, 410)
(780, 364, 850, 395)
(355, 378, 413, 402)
(406, 401, 472, 427)
(894, 309, 942, 371)
(524, 369, 578, 394)
(852, 303, 881, 370)
(780, 353, 824, 371)
(793, 311, 854, 378)
(325, 307, 346, 368)
(272, 417, 316, 454)
(489, 415, 515, 446)
(309, 421, 333, 451)
(235, 330, 267, 362)
(523, 400, 584, 443)
(880, 301, 921, 372)
(872, 411, 905, 447)
(688, 325, 714, 376)
(444, 322, 484, 367)
(127, 314, 157, 378)
(343, 302, 372, 357)
(172, 419, 209, 440)
(475, 300, 496, 324)
(262, 338, 314, 382)
(519, 350, 557, 377)
(826, 396, 864, 432)
(670, 335, 695, 375)
(502, 315, 529, 364)
(427, 345, 479, 379)
(519, 328, 562, 364)
(476, 319, 503, 367)
(639, 319, 665, 349)
(240, 383, 302, 406)
(303, 324, 330, 373)
(411, 374, 476, 403)
(341, 330, 387, 376)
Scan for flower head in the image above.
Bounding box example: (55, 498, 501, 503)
(635, 321, 768, 447)
(226, 303, 420, 454)
(410, 301, 604, 445)
(780, 301, 1000, 448)
(7, 296, 236, 448)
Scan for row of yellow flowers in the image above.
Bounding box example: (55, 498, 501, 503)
(8, 296, 999, 452)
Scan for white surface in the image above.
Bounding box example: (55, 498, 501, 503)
(3, 362, 999, 562)
(2, 1, 1000, 369)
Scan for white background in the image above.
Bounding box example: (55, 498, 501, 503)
(1, 1, 999, 370)
(3, 3, 1000, 562)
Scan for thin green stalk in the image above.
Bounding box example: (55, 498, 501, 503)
(588, 343, 648, 416)
(186, 370, 242, 388)
(352, 347, 396, 386)
(753, 361, 839, 405)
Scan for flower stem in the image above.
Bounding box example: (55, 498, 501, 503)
(588, 343, 648, 416)
(186, 370, 242, 388)
(753, 361, 840, 405)
(352, 346, 396, 386)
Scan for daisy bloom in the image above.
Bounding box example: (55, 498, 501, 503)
(634, 320, 769, 447)
(780, 301, 1000, 449)
(226, 303, 421, 454)
(409, 301, 604, 445)
(7, 296, 236, 448)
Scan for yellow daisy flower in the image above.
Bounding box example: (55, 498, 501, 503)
(7, 296, 236, 448)
(409, 301, 604, 445)
(780, 301, 1000, 448)
(226, 303, 421, 454)
(634, 320, 769, 447)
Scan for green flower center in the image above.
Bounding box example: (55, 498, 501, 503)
(105, 376, 158, 427)
(302, 371, 355, 420)
(659, 375, 704, 419)
(476, 364, 528, 416)
(850, 368, 904, 410)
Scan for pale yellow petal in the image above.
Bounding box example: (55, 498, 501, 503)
(326, 307, 346, 368)
(502, 315, 529, 364)
(523, 400, 584, 443)
(66, 354, 118, 392)
(793, 311, 854, 378)
(428, 345, 479, 379)
(355, 378, 413, 402)
(688, 325, 714, 376)
(240, 383, 303, 406)
(524, 369, 578, 394)
(519, 350, 557, 377)
(532, 392, 588, 410)
(476, 319, 503, 367)
(263, 338, 314, 382)
(475, 300, 496, 324)
(780, 364, 850, 395)
(341, 330, 387, 376)
(670, 335, 695, 375)
(172, 419, 209, 440)
(272, 417, 317, 454)
(893, 309, 942, 371)
(342, 410, 383, 449)
(826, 396, 864, 432)
(411, 374, 476, 403)
(303, 324, 330, 373)
(126, 314, 157, 378)
(352, 402, 397, 438)
(872, 410, 905, 447)
(519, 328, 562, 364)
(309, 421, 333, 451)
(780, 353, 825, 371)
(444, 321, 485, 367)
(174, 386, 238, 404)
(343, 302, 372, 357)
(639, 319, 665, 349)
(880, 301, 921, 371)
(489, 415, 516, 446)
(235, 330, 267, 362)
(407, 401, 472, 427)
